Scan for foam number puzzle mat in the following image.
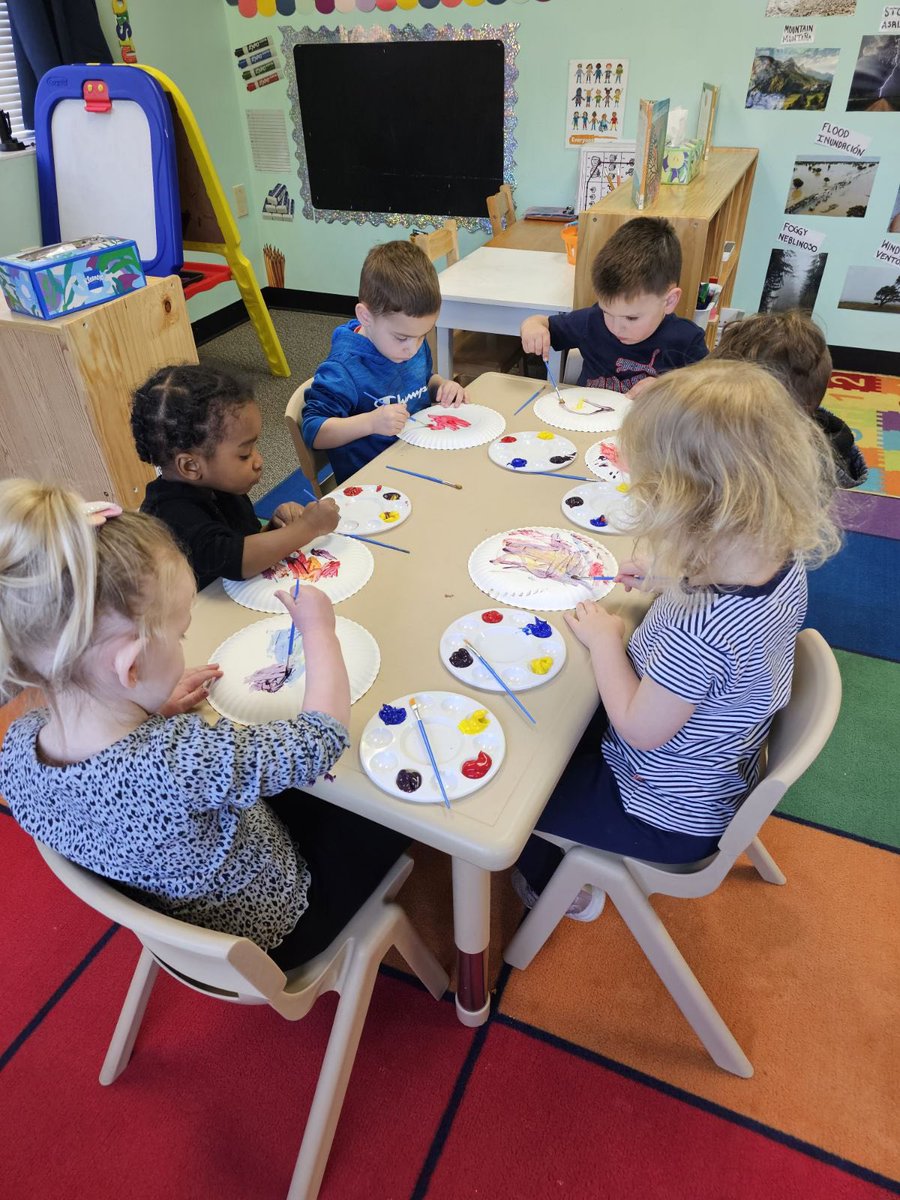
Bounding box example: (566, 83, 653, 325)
(825, 372, 900, 498)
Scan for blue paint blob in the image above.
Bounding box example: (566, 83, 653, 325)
(522, 618, 553, 639)
(589, 515, 608, 528)
(510, 457, 528, 468)
(379, 703, 406, 725)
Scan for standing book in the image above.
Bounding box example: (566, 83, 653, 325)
(631, 98, 669, 211)
(696, 82, 720, 159)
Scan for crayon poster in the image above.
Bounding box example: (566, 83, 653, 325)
(565, 59, 629, 149)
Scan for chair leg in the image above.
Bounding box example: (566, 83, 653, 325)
(503, 856, 587, 971)
(390, 909, 449, 1000)
(745, 836, 786, 885)
(286, 951, 382, 1200)
(612, 873, 753, 1078)
(99, 948, 160, 1086)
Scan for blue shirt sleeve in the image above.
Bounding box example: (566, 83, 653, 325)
(548, 307, 593, 352)
(301, 359, 359, 449)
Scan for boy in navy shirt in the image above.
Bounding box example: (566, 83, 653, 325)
(521, 216, 707, 394)
(302, 241, 467, 483)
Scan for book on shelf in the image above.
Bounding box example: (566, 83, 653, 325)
(631, 98, 669, 211)
(696, 82, 720, 160)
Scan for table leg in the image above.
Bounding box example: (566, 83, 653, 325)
(451, 857, 491, 1027)
(435, 324, 453, 380)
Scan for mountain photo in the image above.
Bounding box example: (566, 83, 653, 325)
(746, 47, 840, 110)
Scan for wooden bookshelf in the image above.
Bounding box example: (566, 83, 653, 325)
(574, 147, 759, 348)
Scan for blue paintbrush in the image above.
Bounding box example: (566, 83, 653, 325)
(463, 639, 536, 725)
(531, 470, 593, 482)
(545, 360, 564, 405)
(284, 578, 300, 674)
(386, 465, 463, 490)
(408, 697, 451, 809)
(513, 385, 545, 416)
(345, 533, 410, 554)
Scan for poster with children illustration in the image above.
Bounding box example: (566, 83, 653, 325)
(565, 59, 629, 149)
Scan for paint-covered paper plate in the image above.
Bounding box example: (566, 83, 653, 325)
(561, 481, 633, 534)
(468, 526, 619, 610)
(584, 437, 628, 483)
(534, 388, 632, 434)
(223, 534, 374, 612)
(359, 691, 505, 804)
(487, 430, 578, 473)
(440, 608, 567, 692)
(399, 404, 505, 450)
(333, 484, 411, 535)
(207, 615, 380, 726)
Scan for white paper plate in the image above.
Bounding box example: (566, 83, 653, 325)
(223, 534, 374, 612)
(398, 404, 505, 450)
(487, 430, 578, 473)
(584, 437, 628, 483)
(359, 690, 505, 804)
(207, 615, 380, 725)
(561, 481, 633, 533)
(468, 527, 619, 610)
(440, 607, 567, 692)
(333, 484, 411, 535)
(534, 387, 632, 433)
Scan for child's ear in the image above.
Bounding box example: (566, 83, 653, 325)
(173, 451, 204, 482)
(355, 301, 373, 329)
(112, 637, 144, 691)
(664, 286, 682, 314)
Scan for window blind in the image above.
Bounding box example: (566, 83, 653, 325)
(0, 2, 31, 142)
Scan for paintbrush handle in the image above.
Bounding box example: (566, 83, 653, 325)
(513, 385, 545, 416)
(411, 707, 451, 808)
(385, 465, 462, 490)
(285, 578, 301, 662)
(345, 534, 410, 554)
(532, 471, 593, 481)
(464, 641, 536, 725)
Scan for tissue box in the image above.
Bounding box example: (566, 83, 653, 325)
(0, 236, 146, 320)
(661, 138, 704, 186)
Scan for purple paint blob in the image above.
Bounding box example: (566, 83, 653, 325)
(565, 496, 584, 508)
(510, 457, 528, 468)
(396, 769, 422, 793)
(382, 491, 401, 501)
(522, 618, 552, 639)
(449, 648, 473, 668)
(245, 663, 291, 693)
(379, 703, 406, 725)
(589, 515, 608, 527)
(550, 454, 576, 464)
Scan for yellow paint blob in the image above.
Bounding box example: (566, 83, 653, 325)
(537, 431, 554, 440)
(616, 482, 630, 493)
(458, 709, 490, 735)
(379, 511, 400, 523)
(530, 657, 554, 675)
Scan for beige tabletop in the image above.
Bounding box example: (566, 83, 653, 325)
(184, 372, 647, 1023)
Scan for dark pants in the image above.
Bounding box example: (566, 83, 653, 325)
(517, 707, 721, 893)
(267, 791, 410, 970)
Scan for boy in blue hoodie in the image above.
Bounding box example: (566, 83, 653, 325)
(302, 241, 467, 483)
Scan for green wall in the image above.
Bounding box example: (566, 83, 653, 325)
(2, 0, 897, 352)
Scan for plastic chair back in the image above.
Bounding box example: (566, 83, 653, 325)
(285, 378, 335, 500)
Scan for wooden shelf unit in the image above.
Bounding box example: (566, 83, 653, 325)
(574, 147, 759, 348)
(0, 276, 198, 508)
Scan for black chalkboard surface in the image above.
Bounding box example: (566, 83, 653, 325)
(294, 40, 505, 218)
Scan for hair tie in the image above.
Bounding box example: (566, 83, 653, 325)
(83, 501, 123, 527)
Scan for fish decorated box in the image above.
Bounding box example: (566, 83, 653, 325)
(0, 236, 146, 320)
(660, 138, 704, 186)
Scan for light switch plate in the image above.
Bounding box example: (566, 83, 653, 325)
(233, 184, 249, 218)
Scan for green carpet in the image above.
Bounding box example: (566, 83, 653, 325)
(777, 649, 900, 849)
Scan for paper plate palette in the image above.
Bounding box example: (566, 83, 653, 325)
(584, 437, 628, 483)
(333, 484, 411, 535)
(487, 430, 577, 473)
(223, 534, 373, 612)
(440, 608, 567, 692)
(399, 404, 505, 450)
(359, 690, 505, 804)
(561, 481, 632, 534)
(533, 387, 632, 434)
(468, 526, 619, 610)
(207, 615, 380, 725)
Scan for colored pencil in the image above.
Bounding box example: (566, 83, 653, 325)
(344, 533, 410, 554)
(463, 639, 536, 725)
(284, 579, 300, 672)
(513, 385, 545, 416)
(409, 697, 451, 809)
(531, 471, 593, 482)
(386, 465, 463, 490)
(545, 360, 564, 405)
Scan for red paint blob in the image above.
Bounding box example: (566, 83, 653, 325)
(343, 486, 363, 496)
(461, 751, 492, 780)
(500, 435, 517, 443)
(481, 610, 503, 623)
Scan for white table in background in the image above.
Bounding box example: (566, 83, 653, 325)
(435, 247, 574, 383)
(184, 373, 643, 1027)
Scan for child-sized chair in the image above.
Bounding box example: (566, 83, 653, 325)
(411, 220, 523, 382)
(35, 841, 448, 1200)
(285, 378, 336, 500)
(504, 629, 842, 1079)
(486, 184, 517, 236)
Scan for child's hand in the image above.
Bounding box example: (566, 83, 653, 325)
(301, 498, 339, 538)
(269, 502, 307, 529)
(615, 560, 648, 592)
(521, 315, 551, 359)
(157, 664, 222, 716)
(564, 601, 625, 649)
(276, 583, 336, 638)
(369, 403, 409, 437)
(434, 379, 468, 407)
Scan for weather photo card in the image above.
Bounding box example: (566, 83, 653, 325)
(759, 247, 829, 313)
(746, 46, 840, 110)
(784, 155, 879, 218)
(846, 35, 900, 111)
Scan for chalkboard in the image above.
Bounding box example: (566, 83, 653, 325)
(294, 40, 505, 218)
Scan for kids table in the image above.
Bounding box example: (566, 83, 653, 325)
(182, 372, 647, 1026)
(434, 248, 575, 385)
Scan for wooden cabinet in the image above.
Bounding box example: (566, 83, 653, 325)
(574, 148, 759, 348)
(0, 276, 198, 508)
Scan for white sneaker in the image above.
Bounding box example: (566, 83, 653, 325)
(511, 869, 605, 923)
